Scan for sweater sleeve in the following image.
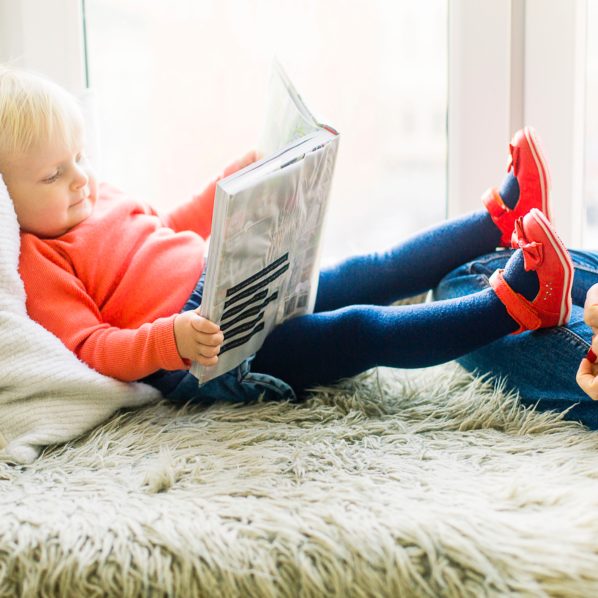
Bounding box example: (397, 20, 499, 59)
(20, 241, 188, 382)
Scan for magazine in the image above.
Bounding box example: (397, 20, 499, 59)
(191, 62, 340, 384)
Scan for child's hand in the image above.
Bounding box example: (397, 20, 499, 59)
(577, 345, 598, 400)
(584, 283, 598, 332)
(174, 309, 224, 366)
(222, 150, 262, 177)
(576, 283, 598, 400)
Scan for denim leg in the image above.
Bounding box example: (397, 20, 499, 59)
(434, 250, 598, 429)
(156, 357, 296, 406)
(567, 249, 598, 305)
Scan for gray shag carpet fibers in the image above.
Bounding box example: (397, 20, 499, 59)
(2, 363, 598, 597)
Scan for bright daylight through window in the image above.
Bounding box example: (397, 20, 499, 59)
(84, 0, 448, 263)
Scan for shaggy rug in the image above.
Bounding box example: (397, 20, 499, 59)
(2, 363, 598, 597)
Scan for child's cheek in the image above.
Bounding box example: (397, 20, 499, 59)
(88, 174, 98, 204)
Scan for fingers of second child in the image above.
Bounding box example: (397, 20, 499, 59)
(576, 356, 598, 400)
(584, 283, 598, 332)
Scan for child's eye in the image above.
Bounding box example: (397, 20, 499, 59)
(43, 170, 61, 183)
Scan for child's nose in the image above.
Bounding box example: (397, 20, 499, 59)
(71, 165, 89, 190)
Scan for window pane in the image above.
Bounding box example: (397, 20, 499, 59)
(585, 0, 598, 248)
(85, 0, 447, 263)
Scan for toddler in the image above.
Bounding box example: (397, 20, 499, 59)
(2, 64, 598, 427)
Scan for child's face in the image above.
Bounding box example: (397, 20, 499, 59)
(2, 133, 97, 238)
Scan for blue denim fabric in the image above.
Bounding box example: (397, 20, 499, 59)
(140, 273, 296, 405)
(434, 249, 598, 429)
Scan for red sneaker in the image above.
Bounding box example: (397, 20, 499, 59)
(489, 208, 573, 334)
(482, 126, 552, 247)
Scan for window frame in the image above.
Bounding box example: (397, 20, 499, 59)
(0, 0, 87, 94)
(448, 0, 587, 247)
(523, 0, 587, 247)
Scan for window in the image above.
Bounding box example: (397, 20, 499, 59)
(84, 0, 448, 263)
(1, 1, 588, 252)
(585, 0, 598, 247)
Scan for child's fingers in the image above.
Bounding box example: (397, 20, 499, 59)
(191, 312, 221, 334)
(583, 284, 598, 328)
(240, 149, 259, 165)
(584, 304, 598, 330)
(576, 357, 598, 400)
(236, 149, 260, 168)
(195, 354, 219, 367)
(195, 343, 220, 358)
(585, 283, 598, 307)
(222, 150, 261, 177)
(576, 358, 593, 391)
(193, 330, 224, 347)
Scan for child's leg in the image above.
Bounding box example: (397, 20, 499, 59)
(316, 126, 549, 312)
(315, 209, 505, 311)
(256, 250, 541, 392)
(254, 209, 573, 395)
(255, 284, 520, 393)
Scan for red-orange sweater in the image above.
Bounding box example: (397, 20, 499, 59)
(19, 179, 219, 382)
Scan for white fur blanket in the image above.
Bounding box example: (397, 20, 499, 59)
(0, 176, 159, 464)
(3, 365, 598, 596)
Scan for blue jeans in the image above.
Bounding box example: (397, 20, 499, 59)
(140, 274, 296, 405)
(434, 249, 598, 429)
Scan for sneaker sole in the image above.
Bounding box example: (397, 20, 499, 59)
(524, 127, 552, 222)
(531, 209, 573, 325)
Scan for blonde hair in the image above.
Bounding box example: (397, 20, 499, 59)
(0, 65, 84, 159)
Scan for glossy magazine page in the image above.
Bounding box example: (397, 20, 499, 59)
(258, 60, 322, 156)
(192, 64, 339, 384)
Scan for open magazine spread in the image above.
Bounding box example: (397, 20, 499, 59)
(191, 63, 340, 384)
